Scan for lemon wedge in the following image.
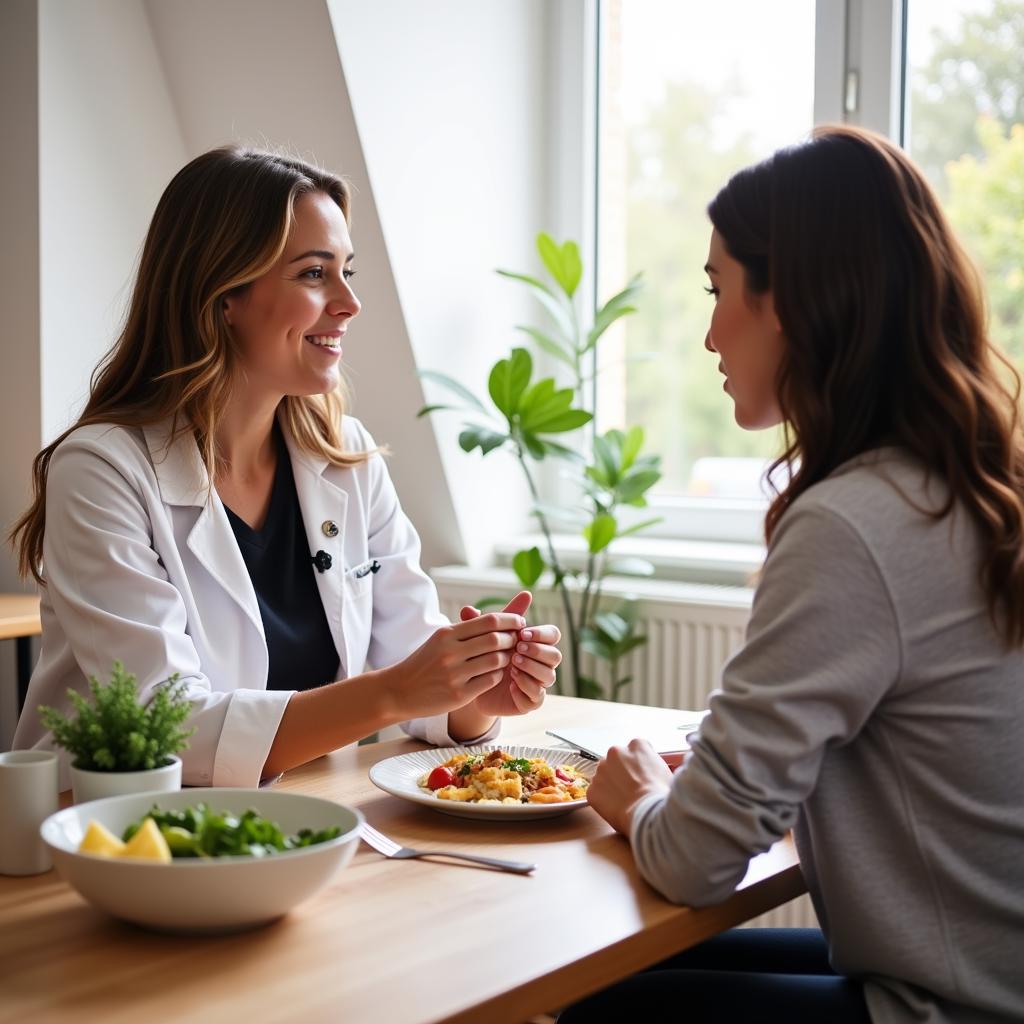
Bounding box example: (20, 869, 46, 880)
(119, 817, 172, 863)
(79, 820, 127, 857)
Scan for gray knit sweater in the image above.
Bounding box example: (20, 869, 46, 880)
(630, 449, 1024, 1023)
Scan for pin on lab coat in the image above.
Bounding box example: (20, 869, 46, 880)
(14, 414, 491, 790)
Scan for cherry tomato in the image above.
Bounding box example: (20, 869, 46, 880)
(427, 766, 456, 790)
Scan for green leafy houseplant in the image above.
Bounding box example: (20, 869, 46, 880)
(419, 234, 662, 699)
(39, 661, 194, 772)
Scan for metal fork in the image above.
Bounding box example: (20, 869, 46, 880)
(359, 822, 536, 874)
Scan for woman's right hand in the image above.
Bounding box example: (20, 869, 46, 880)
(379, 612, 526, 720)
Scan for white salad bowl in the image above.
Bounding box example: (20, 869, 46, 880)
(40, 788, 363, 933)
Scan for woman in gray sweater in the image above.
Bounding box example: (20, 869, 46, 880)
(562, 126, 1024, 1023)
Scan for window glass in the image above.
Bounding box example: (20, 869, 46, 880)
(596, 0, 816, 499)
(906, 0, 1024, 368)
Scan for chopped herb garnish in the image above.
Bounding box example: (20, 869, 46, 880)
(502, 758, 531, 774)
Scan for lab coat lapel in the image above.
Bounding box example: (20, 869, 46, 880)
(142, 422, 266, 643)
(280, 422, 350, 677)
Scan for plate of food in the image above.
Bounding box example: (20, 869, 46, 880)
(368, 745, 596, 819)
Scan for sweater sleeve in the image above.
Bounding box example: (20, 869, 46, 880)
(630, 501, 901, 906)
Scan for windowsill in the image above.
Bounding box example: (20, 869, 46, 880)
(494, 533, 765, 588)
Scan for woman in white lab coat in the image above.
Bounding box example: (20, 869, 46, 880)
(10, 147, 561, 790)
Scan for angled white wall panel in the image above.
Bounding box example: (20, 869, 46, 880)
(327, 0, 549, 568)
(144, 0, 466, 569)
(39, 0, 187, 443)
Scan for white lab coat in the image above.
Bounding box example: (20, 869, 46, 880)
(14, 414, 496, 789)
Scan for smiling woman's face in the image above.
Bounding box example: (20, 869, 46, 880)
(223, 191, 360, 401)
(703, 228, 785, 431)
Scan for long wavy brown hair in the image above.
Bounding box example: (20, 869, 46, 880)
(11, 146, 370, 585)
(708, 124, 1024, 646)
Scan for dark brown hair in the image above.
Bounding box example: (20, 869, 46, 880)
(708, 124, 1024, 645)
(11, 146, 369, 584)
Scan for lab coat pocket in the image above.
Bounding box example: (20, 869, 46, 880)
(342, 564, 374, 675)
(345, 560, 377, 599)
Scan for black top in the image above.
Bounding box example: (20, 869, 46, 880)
(223, 433, 340, 692)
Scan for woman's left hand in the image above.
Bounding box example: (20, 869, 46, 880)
(461, 593, 561, 717)
(587, 739, 674, 835)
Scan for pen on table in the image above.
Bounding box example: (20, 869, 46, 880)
(544, 730, 601, 760)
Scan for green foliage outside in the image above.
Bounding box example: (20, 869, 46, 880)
(39, 660, 194, 772)
(910, 0, 1024, 368)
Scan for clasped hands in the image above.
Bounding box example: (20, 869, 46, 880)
(458, 590, 561, 717)
(388, 590, 561, 722)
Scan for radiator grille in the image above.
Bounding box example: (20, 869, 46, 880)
(432, 566, 817, 930)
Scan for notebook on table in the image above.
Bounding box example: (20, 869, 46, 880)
(546, 713, 707, 761)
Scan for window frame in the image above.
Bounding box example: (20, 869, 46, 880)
(542, 0, 906, 547)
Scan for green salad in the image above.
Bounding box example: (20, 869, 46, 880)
(123, 803, 342, 859)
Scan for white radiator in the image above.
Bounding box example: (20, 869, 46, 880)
(431, 565, 818, 930)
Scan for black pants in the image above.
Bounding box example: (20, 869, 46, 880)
(557, 928, 872, 1023)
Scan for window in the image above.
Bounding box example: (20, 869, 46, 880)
(545, 0, 1022, 555)
(595, 0, 816, 516)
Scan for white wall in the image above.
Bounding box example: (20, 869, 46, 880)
(0, 0, 43, 746)
(328, 0, 548, 566)
(39, 0, 187, 442)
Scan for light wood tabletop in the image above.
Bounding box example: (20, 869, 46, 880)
(0, 695, 806, 1024)
(0, 592, 41, 714)
(0, 593, 41, 642)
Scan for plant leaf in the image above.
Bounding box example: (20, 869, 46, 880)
(594, 611, 630, 643)
(537, 233, 582, 298)
(519, 431, 547, 460)
(616, 468, 662, 503)
(417, 370, 488, 416)
(585, 274, 644, 352)
(538, 439, 586, 461)
(584, 513, 617, 553)
(615, 516, 663, 538)
(496, 269, 574, 340)
(620, 426, 644, 471)
(458, 425, 508, 455)
(416, 404, 456, 418)
(515, 325, 577, 370)
(592, 433, 618, 483)
(532, 502, 590, 526)
(488, 348, 533, 418)
(511, 546, 545, 587)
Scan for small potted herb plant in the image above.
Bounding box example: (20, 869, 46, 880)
(39, 661, 194, 804)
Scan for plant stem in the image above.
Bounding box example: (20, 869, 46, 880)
(578, 549, 597, 643)
(516, 445, 580, 695)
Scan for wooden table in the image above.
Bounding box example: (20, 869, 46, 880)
(0, 593, 41, 715)
(0, 696, 806, 1024)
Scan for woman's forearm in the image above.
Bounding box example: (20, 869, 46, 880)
(261, 668, 402, 778)
(448, 705, 498, 742)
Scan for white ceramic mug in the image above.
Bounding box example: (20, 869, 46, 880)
(0, 750, 60, 875)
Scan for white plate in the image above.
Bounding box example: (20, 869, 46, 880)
(368, 745, 597, 820)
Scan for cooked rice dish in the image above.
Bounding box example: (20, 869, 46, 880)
(417, 749, 590, 804)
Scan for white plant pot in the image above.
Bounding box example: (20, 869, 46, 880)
(69, 755, 182, 806)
